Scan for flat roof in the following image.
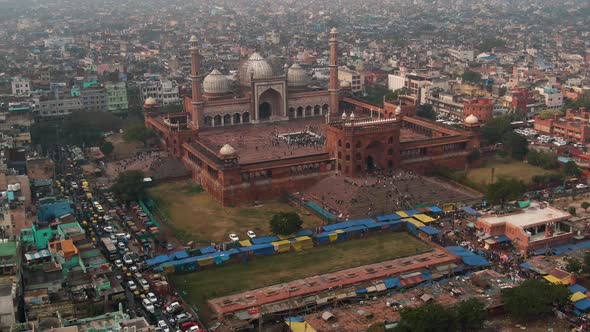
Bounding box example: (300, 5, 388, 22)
(479, 202, 570, 228)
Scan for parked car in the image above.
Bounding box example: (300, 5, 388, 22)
(228, 233, 239, 242)
(157, 320, 170, 332)
(122, 254, 133, 265)
(104, 226, 114, 233)
(114, 259, 123, 268)
(175, 313, 192, 326)
(247, 230, 256, 239)
(127, 281, 137, 291)
(147, 292, 158, 304)
(142, 298, 155, 313)
(165, 302, 182, 314)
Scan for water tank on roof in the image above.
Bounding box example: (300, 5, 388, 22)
(1, 192, 5, 198)
(7, 185, 14, 192)
(13, 183, 20, 191)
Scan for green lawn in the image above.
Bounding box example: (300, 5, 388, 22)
(460, 156, 558, 187)
(171, 232, 430, 310)
(148, 181, 322, 243)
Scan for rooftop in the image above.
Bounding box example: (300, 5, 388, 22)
(478, 202, 570, 228)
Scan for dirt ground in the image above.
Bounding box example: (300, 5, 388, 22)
(148, 180, 323, 243)
(462, 156, 558, 186)
(106, 133, 143, 160)
(485, 316, 573, 332)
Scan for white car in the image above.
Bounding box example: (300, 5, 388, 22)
(165, 302, 181, 314)
(147, 292, 158, 304)
(114, 259, 123, 268)
(117, 242, 126, 249)
(229, 233, 239, 242)
(139, 278, 150, 291)
(187, 326, 201, 332)
(103, 226, 114, 233)
(142, 298, 155, 313)
(157, 320, 169, 332)
(122, 254, 133, 265)
(246, 230, 256, 239)
(576, 184, 588, 189)
(127, 281, 137, 291)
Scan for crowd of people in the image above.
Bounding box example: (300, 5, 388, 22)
(108, 150, 166, 177)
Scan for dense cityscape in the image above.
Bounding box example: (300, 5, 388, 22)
(1, 0, 590, 331)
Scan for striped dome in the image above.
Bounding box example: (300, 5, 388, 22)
(242, 53, 273, 85)
(203, 69, 231, 94)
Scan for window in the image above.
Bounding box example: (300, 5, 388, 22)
(356, 153, 361, 160)
(338, 152, 341, 159)
(346, 142, 351, 149)
(388, 149, 393, 155)
(346, 155, 350, 161)
(356, 141, 361, 148)
(338, 140, 342, 147)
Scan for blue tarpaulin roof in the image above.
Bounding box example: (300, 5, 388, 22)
(461, 206, 481, 216)
(238, 243, 274, 252)
(575, 298, 590, 311)
(194, 248, 239, 260)
(356, 288, 368, 294)
(251, 235, 280, 244)
(146, 254, 171, 266)
(384, 277, 400, 289)
(569, 284, 588, 294)
(520, 263, 532, 270)
(404, 209, 419, 216)
(199, 246, 217, 254)
(295, 229, 313, 237)
(429, 206, 442, 213)
(419, 226, 441, 236)
(376, 214, 402, 221)
(173, 250, 189, 259)
(322, 218, 375, 232)
(462, 255, 491, 267)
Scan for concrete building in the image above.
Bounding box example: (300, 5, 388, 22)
(104, 82, 128, 112)
(448, 48, 474, 62)
(387, 74, 405, 92)
(138, 79, 180, 106)
(80, 87, 107, 112)
(534, 107, 590, 144)
(36, 96, 82, 118)
(476, 202, 573, 251)
(535, 86, 563, 109)
(463, 98, 494, 123)
(338, 66, 364, 93)
(11, 78, 30, 96)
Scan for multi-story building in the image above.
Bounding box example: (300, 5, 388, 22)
(105, 82, 129, 112)
(534, 107, 590, 143)
(138, 79, 180, 106)
(447, 48, 475, 62)
(80, 87, 107, 112)
(11, 78, 30, 95)
(338, 66, 364, 93)
(36, 96, 82, 118)
(463, 98, 494, 123)
(535, 86, 563, 109)
(390, 72, 448, 105)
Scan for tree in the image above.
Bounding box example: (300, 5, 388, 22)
(566, 258, 582, 273)
(269, 212, 303, 235)
(123, 124, 155, 147)
(568, 206, 577, 216)
(461, 69, 482, 83)
(416, 104, 437, 120)
(111, 170, 146, 202)
(480, 116, 512, 144)
(502, 132, 528, 160)
(455, 298, 486, 332)
(395, 303, 455, 332)
(581, 202, 590, 212)
(466, 150, 481, 163)
(100, 141, 114, 157)
(527, 150, 559, 170)
(501, 279, 568, 320)
(563, 161, 582, 178)
(583, 251, 590, 274)
(485, 177, 526, 208)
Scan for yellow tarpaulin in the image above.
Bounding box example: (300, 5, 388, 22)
(239, 240, 252, 247)
(544, 275, 563, 284)
(294, 236, 314, 251)
(272, 240, 292, 253)
(328, 233, 338, 242)
(197, 257, 214, 266)
(396, 211, 409, 218)
(571, 292, 587, 302)
(414, 214, 435, 223)
(288, 321, 317, 332)
(404, 218, 425, 228)
(278, 234, 294, 240)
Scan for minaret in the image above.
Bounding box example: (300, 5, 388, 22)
(329, 27, 340, 118)
(189, 35, 204, 128)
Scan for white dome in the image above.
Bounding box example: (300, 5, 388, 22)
(203, 69, 231, 94)
(144, 97, 157, 106)
(341, 112, 347, 119)
(340, 81, 351, 89)
(350, 112, 356, 119)
(395, 106, 402, 115)
(287, 63, 309, 87)
(242, 53, 273, 85)
(189, 35, 198, 43)
(219, 144, 236, 155)
(465, 114, 479, 124)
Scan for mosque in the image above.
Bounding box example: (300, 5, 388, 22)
(144, 28, 481, 206)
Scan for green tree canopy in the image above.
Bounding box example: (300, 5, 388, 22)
(583, 251, 590, 274)
(485, 177, 526, 208)
(568, 206, 577, 216)
(480, 116, 512, 144)
(527, 150, 559, 170)
(100, 141, 114, 157)
(269, 212, 303, 235)
(461, 69, 482, 83)
(501, 279, 568, 321)
(111, 170, 146, 202)
(395, 303, 456, 332)
(501, 132, 528, 160)
(563, 161, 582, 178)
(455, 298, 486, 332)
(123, 124, 155, 146)
(581, 202, 590, 212)
(566, 258, 582, 273)
(416, 104, 437, 120)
